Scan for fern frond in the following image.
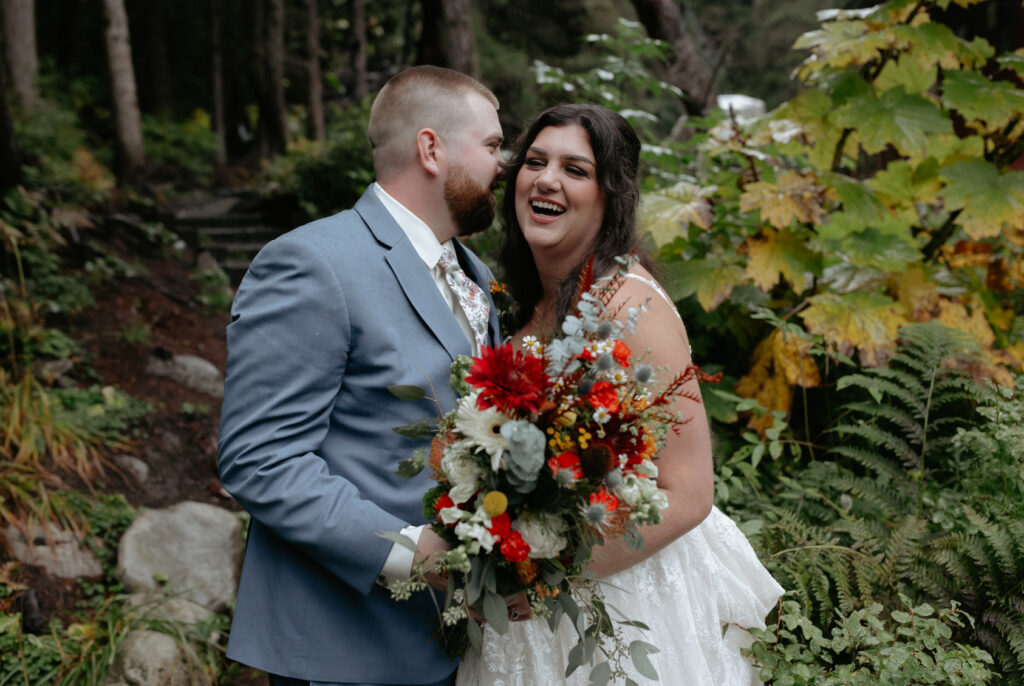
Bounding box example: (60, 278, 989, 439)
(838, 373, 925, 416)
(830, 422, 919, 469)
(840, 401, 924, 446)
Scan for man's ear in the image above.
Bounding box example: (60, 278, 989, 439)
(415, 129, 445, 177)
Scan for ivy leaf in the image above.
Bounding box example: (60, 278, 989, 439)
(941, 69, 1024, 132)
(744, 228, 822, 294)
(939, 160, 1024, 239)
(641, 181, 714, 247)
(740, 171, 831, 229)
(800, 292, 907, 366)
(835, 88, 951, 156)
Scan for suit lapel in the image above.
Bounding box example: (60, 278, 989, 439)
(355, 190, 472, 361)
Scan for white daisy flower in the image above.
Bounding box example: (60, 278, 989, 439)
(453, 392, 510, 471)
(593, 407, 611, 424)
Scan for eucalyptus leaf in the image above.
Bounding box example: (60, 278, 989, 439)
(392, 420, 437, 439)
(482, 589, 509, 635)
(375, 530, 418, 553)
(466, 557, 485, 605)
(588, 661, 611, 685)
(466, 618, 482, 655)
(629, 640, 660, 679)
(566, 639, 584, 677)
(387, 384, 426, 401)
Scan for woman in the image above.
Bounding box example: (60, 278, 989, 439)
(457, 104, 783, 685)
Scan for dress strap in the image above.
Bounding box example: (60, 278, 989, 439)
(599, 272, 682, 322)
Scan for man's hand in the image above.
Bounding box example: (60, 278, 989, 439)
(413, 527, 450, 591)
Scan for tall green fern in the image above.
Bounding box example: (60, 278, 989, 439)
(753, 323, 1024, 683)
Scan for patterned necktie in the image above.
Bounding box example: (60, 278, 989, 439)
(438, 246, 489, 351)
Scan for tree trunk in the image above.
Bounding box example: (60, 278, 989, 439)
(417, 0, 480, 78)
(103, 0, 146, 179)
(211, 0, 227, 165)
(351, 0, 368, 99)
(0, 29, 22, 192)
(305, 0, 325, 140)
(629, 0, 717, 113)
(2, 0, 39, 110)
(254, 0, 287, 159)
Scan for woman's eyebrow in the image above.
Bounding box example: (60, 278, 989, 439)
(527, 145, 596, 167)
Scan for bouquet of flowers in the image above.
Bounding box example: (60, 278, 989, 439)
(384, 259, 711, 681)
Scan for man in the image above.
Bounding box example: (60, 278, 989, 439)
(218, 66, 505, 686)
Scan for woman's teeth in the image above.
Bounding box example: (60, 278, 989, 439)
(531, 200, 565, 216)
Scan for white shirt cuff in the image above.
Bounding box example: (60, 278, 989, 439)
(379, 524, 424, 583)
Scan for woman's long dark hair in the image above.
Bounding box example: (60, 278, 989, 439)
(499, 103, 656, 332)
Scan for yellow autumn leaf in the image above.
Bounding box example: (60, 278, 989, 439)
(733, 336, 795, 434)
(894, 266, 940, 319)
(801, 292, 907, 366)
(696, 264, 746, 311)
(934, 297, 994, 346)
(743, 228, 821, 294)
(73, 146, 115, 192)
(740, 171, 831, 229)
(641, 182, 715, 247)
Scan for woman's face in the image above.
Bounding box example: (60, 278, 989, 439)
(514, 124, 605, 265)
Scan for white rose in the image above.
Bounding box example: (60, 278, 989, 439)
(439, 506, 466, 525)
(454, 520, 498, 554)
(614, 474, 642, 506)
(635, 459, 658, 478)
(513, 514, 568, 559)
(441, 450, 483, 504)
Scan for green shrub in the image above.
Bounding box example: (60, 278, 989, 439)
(142, 111, 220, 186)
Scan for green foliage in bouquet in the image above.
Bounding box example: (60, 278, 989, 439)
(386, 261, 710, 683)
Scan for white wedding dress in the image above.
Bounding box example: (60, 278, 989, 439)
(456, 506, 784, 685)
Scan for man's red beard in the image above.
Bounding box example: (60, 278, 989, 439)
(445, 163, 498, 237)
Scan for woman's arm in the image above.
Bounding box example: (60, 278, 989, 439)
(586, 271, 714, 578)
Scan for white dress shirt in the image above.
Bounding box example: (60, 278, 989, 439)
(372, 182, 480, 582)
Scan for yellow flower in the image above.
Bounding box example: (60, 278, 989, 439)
(554, 410, 578, 427)
(483, 490, 508, 517)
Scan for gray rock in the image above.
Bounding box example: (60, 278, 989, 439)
(115, 455, 150, 484)
(117, 502, 242, 611)
(4, 523, 102, 578)
(104, 629, 210, 686)
(145, 354, 223, 398)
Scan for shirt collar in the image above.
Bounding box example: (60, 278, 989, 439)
(372, 183, 452, 269)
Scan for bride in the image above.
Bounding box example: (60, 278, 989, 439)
(456, 104, 784, 685)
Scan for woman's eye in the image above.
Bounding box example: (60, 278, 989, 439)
(524, 158, 545, 168)
(567, 165, 587, 177)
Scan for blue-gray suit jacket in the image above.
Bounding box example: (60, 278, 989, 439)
(217, 187, 500, 683)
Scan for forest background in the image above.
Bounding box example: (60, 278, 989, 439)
(1, 0, 1023, 684)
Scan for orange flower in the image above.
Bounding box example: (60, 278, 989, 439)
(612, 340, 631, 366)
(517, 560, 539, 585)
(587, 381, 620, 413)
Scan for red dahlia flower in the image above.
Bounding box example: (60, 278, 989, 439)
(587, 381, 620, 413)
(500, 530, 531, 563)
(465, 344, 548, 415)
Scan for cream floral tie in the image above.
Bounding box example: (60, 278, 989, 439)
(439, 246, 489, 351)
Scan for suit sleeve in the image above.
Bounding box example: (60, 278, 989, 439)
(217, 234, 406, 595)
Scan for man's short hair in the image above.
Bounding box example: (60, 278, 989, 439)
(368, 66, 498, 178)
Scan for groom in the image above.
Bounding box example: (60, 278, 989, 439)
(217, 66, 505, 686)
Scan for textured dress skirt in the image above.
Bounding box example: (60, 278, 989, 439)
(456, 506, 785, 686)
